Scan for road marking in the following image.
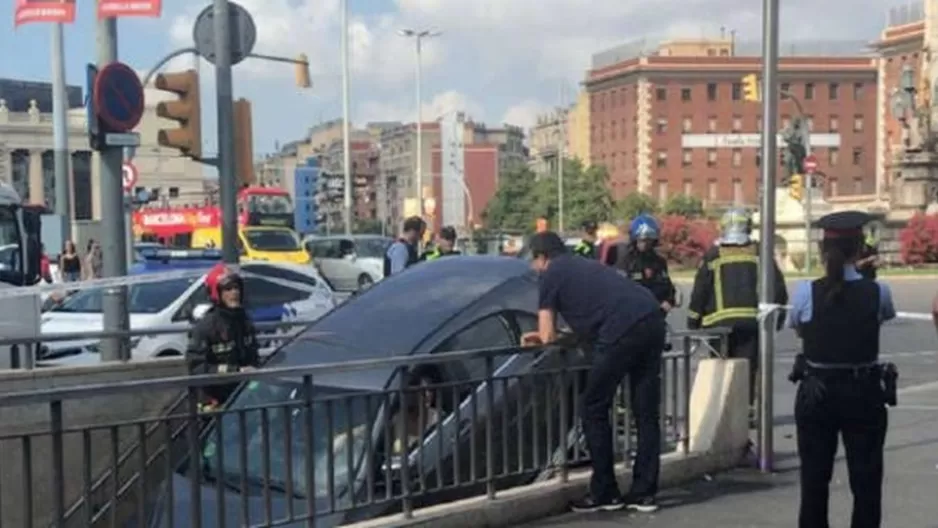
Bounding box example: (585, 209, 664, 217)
(898, 379, 938, 395)
(893, 405, 938, 411)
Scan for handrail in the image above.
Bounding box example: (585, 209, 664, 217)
(0, 328, 730, 408)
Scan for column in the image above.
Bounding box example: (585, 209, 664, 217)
(0, 145, 10, 184)
(28, 149, 44, 205)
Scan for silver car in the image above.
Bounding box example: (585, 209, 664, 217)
(303, 234, 393, 291)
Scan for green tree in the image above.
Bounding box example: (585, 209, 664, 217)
(614, 192, 658, 221)
(533, 159, 614, 232)
(481, 166, 540, 231)
(662, 194, 705, 218)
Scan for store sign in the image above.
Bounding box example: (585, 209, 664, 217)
(681, 133, 841, 149)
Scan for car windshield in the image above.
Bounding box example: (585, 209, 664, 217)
(354, 238, 393, 258)
(200, 381, 374, 500)
(50, 276, 197, 314)
(243, 229, 301, 252)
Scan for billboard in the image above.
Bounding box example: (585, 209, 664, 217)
(14, 0, 76, 27)
(97, 0, 161, 19)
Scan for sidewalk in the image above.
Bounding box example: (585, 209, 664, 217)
(527, 387, 938, 527)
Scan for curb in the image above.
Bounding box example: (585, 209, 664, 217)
(345, 448, 744, 528)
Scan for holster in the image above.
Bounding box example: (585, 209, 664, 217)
(788, 354, 807, 384)
(881, 362, 898, 407)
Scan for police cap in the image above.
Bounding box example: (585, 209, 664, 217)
(813, 211, 873, 240)
(528, 231, 567, 259)
(439, 226, 457, 241)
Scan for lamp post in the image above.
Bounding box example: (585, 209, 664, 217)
(399, 28, 441, 219)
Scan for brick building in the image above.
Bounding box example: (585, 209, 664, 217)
(585, 38, 878, 207)
(318, 139, 380, 230)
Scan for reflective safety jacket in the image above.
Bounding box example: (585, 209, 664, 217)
(420, 248, 461, 261)
(687, 243, 788, 330)
(573, 239, 597, 259)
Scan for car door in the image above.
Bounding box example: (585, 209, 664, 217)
(310, 239, 354, 290)
(241, 276, 310, 353)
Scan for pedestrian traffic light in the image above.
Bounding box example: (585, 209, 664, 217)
(154, 70, 202, 159)
(742, 74, 760, 102)
(790, 174, 803, 202)
(295, 54, 312, 88)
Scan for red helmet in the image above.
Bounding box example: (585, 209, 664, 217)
(205, 263, 243, 303)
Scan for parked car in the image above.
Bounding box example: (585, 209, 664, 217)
(147, 255, 587, 527)
(303, 234, 393, 291)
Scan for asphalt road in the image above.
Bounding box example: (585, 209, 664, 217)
(525, 277, 938, 527)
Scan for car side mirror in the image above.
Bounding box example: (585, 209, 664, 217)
(191, 303, 212, 321)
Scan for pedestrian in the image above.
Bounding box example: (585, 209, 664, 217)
(573, 220, 599, 259)
(384, 216, 426, 277)
(84, 240, 103, 280)
(687, 208, 788, 415)
(786, 210, 897, 528)
(420, 226, 461, 260)
(522, 231, 665, 513)
(58, 240, 82, 282)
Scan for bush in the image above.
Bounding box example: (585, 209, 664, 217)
(899, 213, 938, 264)
(657, 215, 719, 268)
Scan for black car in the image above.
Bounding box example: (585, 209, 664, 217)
(146, 256, 589, 527)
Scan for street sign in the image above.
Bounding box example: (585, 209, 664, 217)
(122, 162, 139, 192)
(193, 2, 257, 66)
(804, 154, 818, 174)
(105, 132, 141, 147)
(94, 61, 145, 132)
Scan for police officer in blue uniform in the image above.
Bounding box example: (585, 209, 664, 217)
(523, 231, 665, 514)
(786, 211, 898, 528)
(384, 216, 426, 277)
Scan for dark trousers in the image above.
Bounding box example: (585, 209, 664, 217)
(581, 315, 666, 501)
(727, 327, 759, 407)
(795, 376, 888, 528)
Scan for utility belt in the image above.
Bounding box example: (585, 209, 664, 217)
(788, 354, 898, 407)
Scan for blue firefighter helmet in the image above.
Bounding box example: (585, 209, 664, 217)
(629, 214, 660, 241)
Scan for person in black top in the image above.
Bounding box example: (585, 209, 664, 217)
(573, 220, 599, 258)
(420, 226, 461, 260)
(620, 215, 677, 312)
(785, 211, 897, 528)
(384, 216, 426, 277)
(522, 231, 665, 514)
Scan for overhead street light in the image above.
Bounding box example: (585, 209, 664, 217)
(399, 27, 441, 221)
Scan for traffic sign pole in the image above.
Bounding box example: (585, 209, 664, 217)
(214, 0, 239, 265)
(803, 153, 817, 274)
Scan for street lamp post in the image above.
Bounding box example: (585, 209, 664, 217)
(399, 28, 441, 220)
(341, 0, 353, 235)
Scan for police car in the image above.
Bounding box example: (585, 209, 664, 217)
(38, 249, 338, 367)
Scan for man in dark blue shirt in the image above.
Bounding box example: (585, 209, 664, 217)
(522, 231, 666, 514)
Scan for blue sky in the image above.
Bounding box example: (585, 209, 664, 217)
(2, 0, 888, 158)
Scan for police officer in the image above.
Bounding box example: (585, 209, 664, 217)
(187, 264, 261, 408)
(573, 220, 599, 258)
(856, 232, 880, 280)
(620, 214, 677, 312)
(384, 216, 426, 277)
(786, 211, 897, 528)
(421, 226, 461, 260)
(522, 231, 665, 514)
(687, 208, 788, 412)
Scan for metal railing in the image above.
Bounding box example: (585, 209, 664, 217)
(0, 327, 728, 528)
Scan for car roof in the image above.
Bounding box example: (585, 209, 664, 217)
(274, 255, 533, 388)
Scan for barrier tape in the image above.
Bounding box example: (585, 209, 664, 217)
(758, 303, 934, 323)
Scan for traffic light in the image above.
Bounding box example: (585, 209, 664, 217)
(789, 174, 803, 202)
(154, 70, 202, 159)
(742, 73, 760, 102)
(295, 54, 312, 88)
(234, 98, 255, 186)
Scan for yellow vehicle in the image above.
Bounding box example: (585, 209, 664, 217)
(191, 226, 310, 264)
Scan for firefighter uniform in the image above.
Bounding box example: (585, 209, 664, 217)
(687, 208, 788, 408)
(621, 215, 676, 308)
(786, 211, 897, 528)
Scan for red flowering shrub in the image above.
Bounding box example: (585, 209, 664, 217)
(657, 215, 719, 268)
(899, 213, 938, 264)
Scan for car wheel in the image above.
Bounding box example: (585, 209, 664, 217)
(357, 274, 374, 291)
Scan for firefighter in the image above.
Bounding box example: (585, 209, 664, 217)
(687, 208, 788, 414)
(786, 211, 897, 528)
(573, 220, 599, 258)
(620, 214, 677, 312)
(186, 263, 260, 410)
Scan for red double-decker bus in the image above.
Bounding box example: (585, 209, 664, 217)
(238, 186, 294, 228)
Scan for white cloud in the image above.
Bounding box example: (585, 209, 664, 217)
(358, 90, 485, 124)
(501, 100, 551, 131)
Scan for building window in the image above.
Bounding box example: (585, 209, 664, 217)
(757, 116, 763, 131)
(656, 87, 667, 101)
(731, 115, 742, 132)
(853, 178, 863, 194)
(683, 180, 692, 195)
(610, 121, 617, 139)
(707, 83, 718, 101)
(829, 178, 839, 196)
(829, 82, 840, 100)
(657, 180, 668, 203)
(805, 83, 815, 100)
(169, 187, 180, 198)
(707, 149, 717, 168)
(852, 147, 863, 165)
(656, 150, 668, 168)
(853, 115, 864, 132)
(780, 83, 790, 99)
(755, 152, 762, 167)
(829, 147, 840, 166)
(853, 82, 864, 100)
(656, 118, 668, 135)
(829, 115, 839, 132)
(805, 115, 814, 131)
(71, 151, 92, 220)
(731, 149, 742, 167)
(781, 116, 791, 129)
(610, 89, 618, 108)
(681, 117, 693, 133)
(708, 179, 718, 201)
(708, 116, 717, 133)
(682, 149, 692, 167)
(731, 82, 742, 101)
(720, 49, 730, 56)
(733, 179, 743, 204)
(681, 88, 692, 102)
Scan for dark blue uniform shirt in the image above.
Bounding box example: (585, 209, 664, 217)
(538, 254, 659, 345)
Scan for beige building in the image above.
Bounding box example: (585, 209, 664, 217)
(528, 106, 571, 177)
(567, 91, 591, 164)
(377, 122, 440, 229)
